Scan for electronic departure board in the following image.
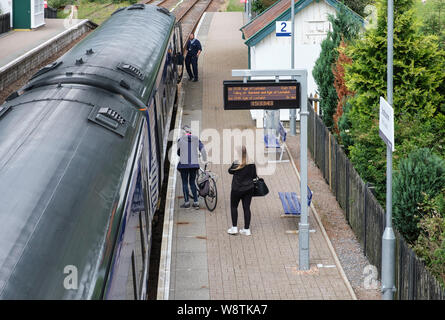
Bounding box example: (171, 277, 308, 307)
(223, 80, 300, 110)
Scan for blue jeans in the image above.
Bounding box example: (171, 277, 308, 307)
(180, 168, 198, 203)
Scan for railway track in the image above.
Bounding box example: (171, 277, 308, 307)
(143, 0, 213, 47)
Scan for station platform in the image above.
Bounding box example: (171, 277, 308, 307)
(158, 12, 356, 300)
(0, 19, 83, 69)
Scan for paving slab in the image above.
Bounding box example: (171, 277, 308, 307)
(164, 11, 355, 300)
(0, 19, 82, 68)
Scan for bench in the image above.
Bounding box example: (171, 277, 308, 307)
(278, 186, 313, 216)
(264, 121, 288, 162)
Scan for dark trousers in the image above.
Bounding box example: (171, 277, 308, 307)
(230, 188, 254, 229)
(180, 168, 198, 203)
(185, 54, 198, 80)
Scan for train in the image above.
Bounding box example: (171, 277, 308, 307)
(0, 3, 184, 299)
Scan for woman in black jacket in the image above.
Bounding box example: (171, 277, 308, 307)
(227, 146, 257, 236)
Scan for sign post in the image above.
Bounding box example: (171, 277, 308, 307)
(380, 0, 396, 301)
(379, 96, 396, 300)
(289, 0, 297, 136)
(229, 69, 310, 270)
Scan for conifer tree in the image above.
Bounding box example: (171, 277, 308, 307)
(341, 0, 445, 203)
(312, 5, 360, 128)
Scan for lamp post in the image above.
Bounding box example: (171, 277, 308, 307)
(289, 0, 297, 136)
(381, 0, 396, 300)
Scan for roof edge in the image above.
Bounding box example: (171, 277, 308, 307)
(244, 0, 364, 47)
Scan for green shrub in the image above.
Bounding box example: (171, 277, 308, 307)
(48, 0, 74, 8)
(252, 0, 267, 14)
(312, 4, 360, 129)
(413, 194, 445, 286)
(393, 148, 445, 243)
(341, 0, 445, 205)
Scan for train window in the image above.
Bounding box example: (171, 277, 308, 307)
(139, 211, 146, 263)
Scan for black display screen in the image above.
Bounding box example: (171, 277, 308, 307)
(223, 80, 300, 110)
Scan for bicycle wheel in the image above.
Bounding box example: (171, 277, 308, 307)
(204, 177, 217, 212)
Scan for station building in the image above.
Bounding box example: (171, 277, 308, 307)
(240, 0, 363, 126)
(0, 0, 45, 30)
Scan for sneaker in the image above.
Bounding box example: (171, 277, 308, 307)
(192, 202, 200, 210)
(180, 202, 190, 209)
(227, 226, 238, 235)
(192, 78, 198, 82)
(239, 228, 251, 236)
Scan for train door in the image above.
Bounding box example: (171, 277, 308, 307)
(173, 22, 184, 83)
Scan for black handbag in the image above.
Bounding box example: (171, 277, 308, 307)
(253, 177, 269, 197)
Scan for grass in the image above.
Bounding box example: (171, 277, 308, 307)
(225, 0, 245, 12)
(56, 0, 134, 24)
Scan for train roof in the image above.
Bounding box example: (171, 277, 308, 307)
(25, 4, 176, 105)
(0, 4, 175, 299)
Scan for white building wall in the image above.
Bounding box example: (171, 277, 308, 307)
(0, 0, 12, 27)
(0, 0, 12, 13)
(250, 0, 336, 123)
(32, 0, 45, 28)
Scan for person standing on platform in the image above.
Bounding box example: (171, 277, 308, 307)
(185, 32, 202, 82)
(227, 146, 257, 236)
(177, 125, 207, 209)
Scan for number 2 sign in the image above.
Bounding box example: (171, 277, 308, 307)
(276, 21, 291, 37)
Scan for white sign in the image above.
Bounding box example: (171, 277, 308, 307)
(276, 21, 291, 37)
(379, 97, 395, 151)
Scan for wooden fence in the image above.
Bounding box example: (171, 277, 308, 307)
(45, 7, 58, 19)
(0, 12, 11, 35)
(307, 102, 445, 299)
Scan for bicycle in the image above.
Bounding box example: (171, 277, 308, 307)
(189, 163, 218, 212)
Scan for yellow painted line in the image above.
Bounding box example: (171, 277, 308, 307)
(13, 29, 32, 31)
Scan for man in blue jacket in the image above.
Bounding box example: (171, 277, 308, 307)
(185, 32, 202, 82)
(177, 125, 207, 209)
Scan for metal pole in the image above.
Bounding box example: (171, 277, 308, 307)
(289, 0, 297, 136)
(381, 0, 396, 300)
(299, 70, 309, 270)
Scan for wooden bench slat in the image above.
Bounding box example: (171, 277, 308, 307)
(264, 134, 280, 148)
(278, 187, 312, 217)
(278, 192, 291, 214)
(291, 192, 301, 214)
(285, 192, 297, 214)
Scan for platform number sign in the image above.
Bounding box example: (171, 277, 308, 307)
(276, 21, 291, 37)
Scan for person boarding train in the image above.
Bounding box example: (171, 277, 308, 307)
(185, 32, 202, 82)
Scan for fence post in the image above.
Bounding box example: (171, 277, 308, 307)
(364, 183, 369, 257)
(346, 161, 349, 222)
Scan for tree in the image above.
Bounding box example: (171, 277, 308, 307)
(332, 41, 353, 136)
(340, 0, 445, 204)
(393, 148, 445, 243)
(342, 0, 373, 17)
(252, 0, 276, 15)
(312, 4, 360, 129)
(413, 191, 445, 286)
(417, 0, 445, 49)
